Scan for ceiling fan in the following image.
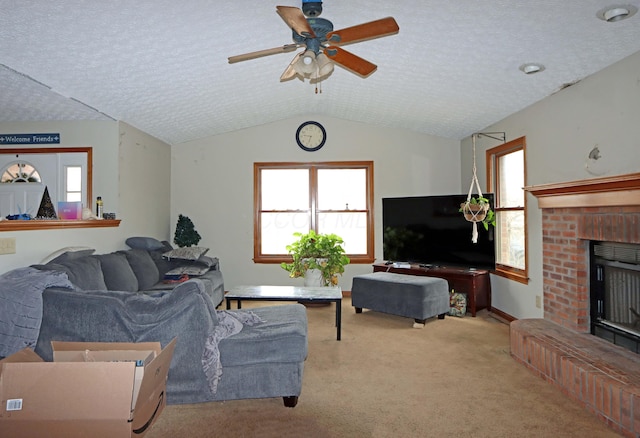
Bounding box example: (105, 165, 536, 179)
(228, 1, 399, 84)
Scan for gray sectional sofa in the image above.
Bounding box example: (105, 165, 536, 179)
(0, 238, 309, 407)
(32, 238, 225, 306)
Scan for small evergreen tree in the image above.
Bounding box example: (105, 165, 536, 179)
(173, 214, 201, 247)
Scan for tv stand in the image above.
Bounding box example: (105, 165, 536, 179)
(372, 263, 491, 317)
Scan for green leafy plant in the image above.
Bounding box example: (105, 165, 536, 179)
(459, 196, 496, 230)
(173, 214, 201, 247)
(280, 230, 350, 286)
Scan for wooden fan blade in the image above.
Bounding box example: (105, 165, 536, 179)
(228, 44, 299, 64)
(326, 17, 399, 46)
(276, 6, 316, 38)
(323, 46, 377, 78)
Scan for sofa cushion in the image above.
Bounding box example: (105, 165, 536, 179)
(40, 246, 95, 264)
(218, 304, 308, 367)
(119, 249, 160, 291)
(35, 256, 108, 291)
(125, 236, 165, 251)
(93, 253, 139, 292)
(148, 241, 182, 277)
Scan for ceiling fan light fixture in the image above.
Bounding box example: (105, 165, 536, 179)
(597, 5, 638, 22)
(316, 52, 334, 76)
(310, 52, 334, 84)
(519, 63, 545, 75)
(295, 50, 318, 75)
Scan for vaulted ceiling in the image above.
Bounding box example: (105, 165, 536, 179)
(1, 1, 639, 145)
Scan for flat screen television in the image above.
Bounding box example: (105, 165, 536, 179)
(382, 194, 495, 270)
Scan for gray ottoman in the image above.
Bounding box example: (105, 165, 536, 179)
(351, 272, 449, 324)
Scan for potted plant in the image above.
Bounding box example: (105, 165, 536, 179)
(281, 230, 350, 287)
(174, 214, 202, 247)
(460, 196, 495, 230)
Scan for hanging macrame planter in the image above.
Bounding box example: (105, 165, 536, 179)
(461, 201, 489, 223)
(461, 133, 490, 243)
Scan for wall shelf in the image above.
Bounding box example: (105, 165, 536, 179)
(0, 219, 121, 232)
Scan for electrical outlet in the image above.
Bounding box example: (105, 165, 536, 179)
(0, 237, 16, 255)
(535, 295, 542, 309)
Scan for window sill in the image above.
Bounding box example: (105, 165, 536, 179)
(493, 264, 529, 284)
(254, 255, 375, 264)
(0, 219, 121, 232)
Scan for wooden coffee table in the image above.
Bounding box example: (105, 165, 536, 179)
(225, 285, 343, 340)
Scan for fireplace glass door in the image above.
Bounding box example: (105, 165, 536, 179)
(590, 241, 640, 353)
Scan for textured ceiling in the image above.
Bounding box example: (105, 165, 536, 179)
(1, 1, 640, 145)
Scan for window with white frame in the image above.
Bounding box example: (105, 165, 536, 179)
(254, 161, 374, 263)
(64, 165, 83, 202)
(486, 136, 528, 283)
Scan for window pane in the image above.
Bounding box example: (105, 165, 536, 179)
(1, 162, 41, 183)
(262, 169, 309, 210)
(318, 212, 368, 254)
(318, 169, 366, 210)
(498, 150, 524, 207)
(496, 210, 525, 269)
(261, 212, 310, 254)
(66, 166, 82, 191)
(66, 193, 82, 202)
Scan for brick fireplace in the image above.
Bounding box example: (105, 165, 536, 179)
(510, 172, 640, 437)
(530, 172, 640, 331)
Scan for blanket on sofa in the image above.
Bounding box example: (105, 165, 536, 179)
(0, 267, 73, 357)
(202, 310, 264, 395)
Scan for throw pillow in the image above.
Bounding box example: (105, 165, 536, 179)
(93, 253, 139, 292)
(162, 246, 209, 261)
(164, 265, 210, 277)
(125, 237, 165, 251)
(119, 249, 160, 291)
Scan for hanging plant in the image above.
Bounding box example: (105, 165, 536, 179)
(462, 132, 503, 243)
(459, 196, 495, 230)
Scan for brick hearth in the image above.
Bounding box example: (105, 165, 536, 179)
(512, 173, 640, 437)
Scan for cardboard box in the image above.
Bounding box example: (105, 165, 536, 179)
(0, 338, 176, 438)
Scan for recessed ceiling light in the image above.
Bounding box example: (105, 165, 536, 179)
(597, 5, 638, 22)
(519, 63, 545, 75)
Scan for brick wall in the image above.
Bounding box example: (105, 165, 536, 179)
(541, 206, 640, 332)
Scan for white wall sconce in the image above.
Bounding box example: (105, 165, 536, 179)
(597, 5, 638, 22)
(519, 63, 545, 75)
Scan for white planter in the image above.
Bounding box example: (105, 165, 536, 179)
(302, 257, 329, 286)
(303, 268, 324, 287)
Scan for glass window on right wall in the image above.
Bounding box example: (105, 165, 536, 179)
(486, 136, 528, 283)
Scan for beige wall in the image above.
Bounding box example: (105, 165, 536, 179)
(171, 115, 461, 291)
(0, 121, 171, 272)
(461, 49, 640, 319)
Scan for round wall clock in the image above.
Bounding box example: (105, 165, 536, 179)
(296, 121, 326, 152)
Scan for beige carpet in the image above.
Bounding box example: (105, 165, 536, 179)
(147, 298, 621, 438)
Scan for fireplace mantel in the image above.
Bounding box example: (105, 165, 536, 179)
(525, 172, 640, 209)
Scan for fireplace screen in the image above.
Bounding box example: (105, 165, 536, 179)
(590, 241, 640, 353)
